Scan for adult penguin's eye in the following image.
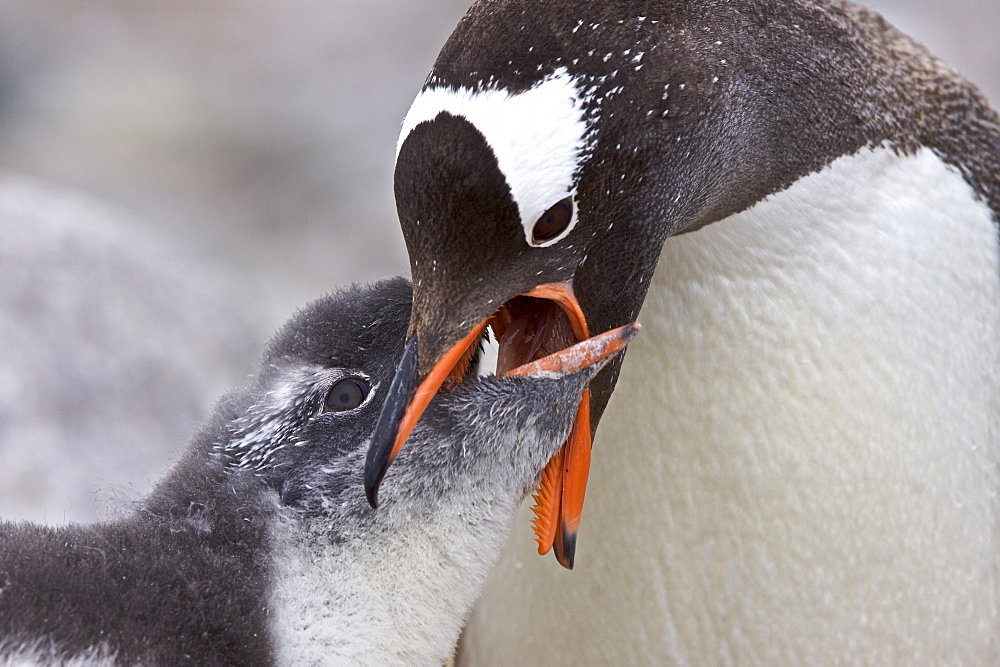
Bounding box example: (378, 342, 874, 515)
(531, 197, 573, 245)
(323, 378, 369, 412)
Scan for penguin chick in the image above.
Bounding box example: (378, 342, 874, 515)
(0, 277, 634, 665)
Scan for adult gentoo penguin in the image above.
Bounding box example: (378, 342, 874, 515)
(367, 0, 1000, 662)
(0, 277, 637, 664)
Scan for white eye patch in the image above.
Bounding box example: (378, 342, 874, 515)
(397, 67, 593, 247)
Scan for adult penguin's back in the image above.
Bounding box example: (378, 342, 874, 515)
(444, 1, 1000, 663)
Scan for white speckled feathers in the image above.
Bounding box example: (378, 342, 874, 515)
(399, 68, 592, 247)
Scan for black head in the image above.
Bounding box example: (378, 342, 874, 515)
(394, 2, 766, 396)
(386, 0, 1000, 457)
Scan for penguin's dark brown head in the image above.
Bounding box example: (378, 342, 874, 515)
(367, 12, 683, 567)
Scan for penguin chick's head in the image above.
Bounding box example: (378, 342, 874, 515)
(216, 277, 634, 538)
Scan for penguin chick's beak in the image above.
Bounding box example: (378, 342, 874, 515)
(365, 282, 638, 570)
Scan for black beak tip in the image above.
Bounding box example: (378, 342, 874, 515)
(364, 417, 393, 509)
(363, 464, 383, 509)
(623, 322, 642, 341)
(363, 335, 420, 510)
(555, 527, 577, 570)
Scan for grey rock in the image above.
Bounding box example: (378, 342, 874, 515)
(0, 178, 265, 523)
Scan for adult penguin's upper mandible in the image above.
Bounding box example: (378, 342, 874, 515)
(363, 0, 1000, 569)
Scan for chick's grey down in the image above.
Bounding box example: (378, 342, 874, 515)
(0, 277, 601, 665)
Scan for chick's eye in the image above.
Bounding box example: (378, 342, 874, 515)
(531, 197, 573, 245)
(324, 378, 369, 413)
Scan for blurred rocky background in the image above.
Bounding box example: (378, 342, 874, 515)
(1, 0, 998, 524)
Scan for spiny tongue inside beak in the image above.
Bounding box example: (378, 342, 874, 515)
(369, 282, 634, 570)
(494, 296, 579, 373)
(432, 286, 594, 569)
(485, 294, 587, 568)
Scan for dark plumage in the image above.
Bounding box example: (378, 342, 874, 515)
(0, 278, 620, 664)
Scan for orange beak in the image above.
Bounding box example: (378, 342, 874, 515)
(365, 282, 629, 570)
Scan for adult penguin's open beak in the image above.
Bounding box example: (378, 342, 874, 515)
(364, 281, 630, 569)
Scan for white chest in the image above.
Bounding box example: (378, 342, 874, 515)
(462, 146, 1000, 664)
(268, 496, 519, 666)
